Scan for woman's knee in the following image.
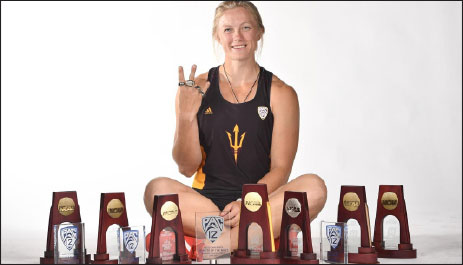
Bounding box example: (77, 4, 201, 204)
(299, 174, 327, 204)
(143, 177, 174, 207)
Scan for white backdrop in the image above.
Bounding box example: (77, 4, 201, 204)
(1, 1, 461, 263)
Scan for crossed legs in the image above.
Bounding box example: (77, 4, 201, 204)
(144, 174, 327, 251)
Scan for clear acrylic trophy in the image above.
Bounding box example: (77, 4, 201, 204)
(195, 211, 231, 263)
(320, 221, 348, 264)
(118, 225, 146, 264)
(53, 222, 86, 264)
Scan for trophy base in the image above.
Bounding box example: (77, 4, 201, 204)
(346, 247, 379, 264)
(231, 250, 280, 264)
(92, 253, 118, 264)
(39, 257, 54, 264)
(279, 252, 318, 264)
(146, 255, 191, 264)
(373, 242, 417, 259)
(119, 256, 140, 264)
(40, 253, 91, 264)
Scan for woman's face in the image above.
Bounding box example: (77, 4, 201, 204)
(216, 7, 262, 61)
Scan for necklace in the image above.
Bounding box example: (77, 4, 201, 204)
(223, 63, 260, 103)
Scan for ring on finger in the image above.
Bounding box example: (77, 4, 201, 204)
(185, 80, 195, 87)
(195, 85, 205, 96)
(178, 81, 185, 86)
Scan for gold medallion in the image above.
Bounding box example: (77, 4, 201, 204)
(285, 198, 302, 218)
(381, 192, 398, 210)
(107, 199, 125, 219)
(58, 197, 75, 216)
(244, 192, 262, 212)
(343, 192, 361, 212)
(160, 201, 179, 221)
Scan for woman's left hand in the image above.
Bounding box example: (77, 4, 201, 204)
(220, 201, 241, 228)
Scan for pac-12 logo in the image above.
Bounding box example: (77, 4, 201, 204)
(60, 226, 78, 251)
(202, 216, 224, 243)
(123, 230, 139, 253)
(326, 225, 342, 249)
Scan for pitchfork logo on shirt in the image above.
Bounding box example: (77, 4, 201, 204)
(226, 124, 246, 164)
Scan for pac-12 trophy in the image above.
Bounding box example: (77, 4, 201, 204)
(92, 192, 134, 264)
(372, 185, 417, 258)
(146, 194, 191, 264)
(231, 183, 280, 264)
(40, 191, 91, 264)
(337, 186, 378, 264)
(278, 191, 318, 264)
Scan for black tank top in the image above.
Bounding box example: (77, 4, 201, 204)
(192, 65, 274, 193)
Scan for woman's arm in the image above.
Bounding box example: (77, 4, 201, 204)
(257, 78, 300, 193)
(172, 66, 210, 177)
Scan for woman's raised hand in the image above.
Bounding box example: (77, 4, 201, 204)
(178, 64, 210, 119)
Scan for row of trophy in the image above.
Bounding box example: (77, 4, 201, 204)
(40, 184, 416, 264)
(40, 192, 145, 264)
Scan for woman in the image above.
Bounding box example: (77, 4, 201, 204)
(144, 1, 327, 251)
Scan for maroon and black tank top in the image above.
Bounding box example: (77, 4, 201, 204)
(192, 65, 274, 198)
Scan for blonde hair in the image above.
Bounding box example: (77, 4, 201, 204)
(212, 1, 265, 61)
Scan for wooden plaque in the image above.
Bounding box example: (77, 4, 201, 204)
(278, 191, 318, 264)
(92, 192, 131, 264)
(146, 194, 191, 264)
(40, 191, 91, 264)
(337, 186, 378, 264)
(372, 185, 417, 258)
(231, 184, 280, 264)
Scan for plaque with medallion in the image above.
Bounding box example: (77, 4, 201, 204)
(372, 185, 417, 258)
(40, 191, 91, 264)
(278, 191, 318, 264)
(146, 194, 191, 264)
(337, 186, 378, 264)
(231, 183, 280, 264)
(92, 192, 132, 264)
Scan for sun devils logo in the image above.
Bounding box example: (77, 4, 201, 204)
(123, 230, 139, 253)
(326, 225, 342, 249)
(257, 106, 268, 120)
(60, 226, 78, 251)
(226, 124, 245, 164)
(202, 216, 224, 243)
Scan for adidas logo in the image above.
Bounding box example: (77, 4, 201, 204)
(204, 107, 213, 115)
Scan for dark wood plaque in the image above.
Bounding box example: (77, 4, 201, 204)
(278, 191, 318, 264)
(337, 186, 378, 264)
(231, 184, 280, 264)
(40, 191, 91, 264)
(92, 192, 131, 264)
(372, 185, 417, 258)
(146, 194, 191, 264)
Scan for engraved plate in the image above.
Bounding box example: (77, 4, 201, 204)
(285, 198, 302, 218)
(107, 199, 125, 219)
(381, 192, 398, 211)
(160, 201, 179, 221)
(343, 192, 360, 212)
(244, 192, 262, 212)
(58, 197, 75, 216)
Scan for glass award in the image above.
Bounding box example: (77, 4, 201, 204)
(320, 221, 348, 264)
(118, 225, 146, 264)
(53, 222, 86, 264)
(195, 211, 231, 262)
